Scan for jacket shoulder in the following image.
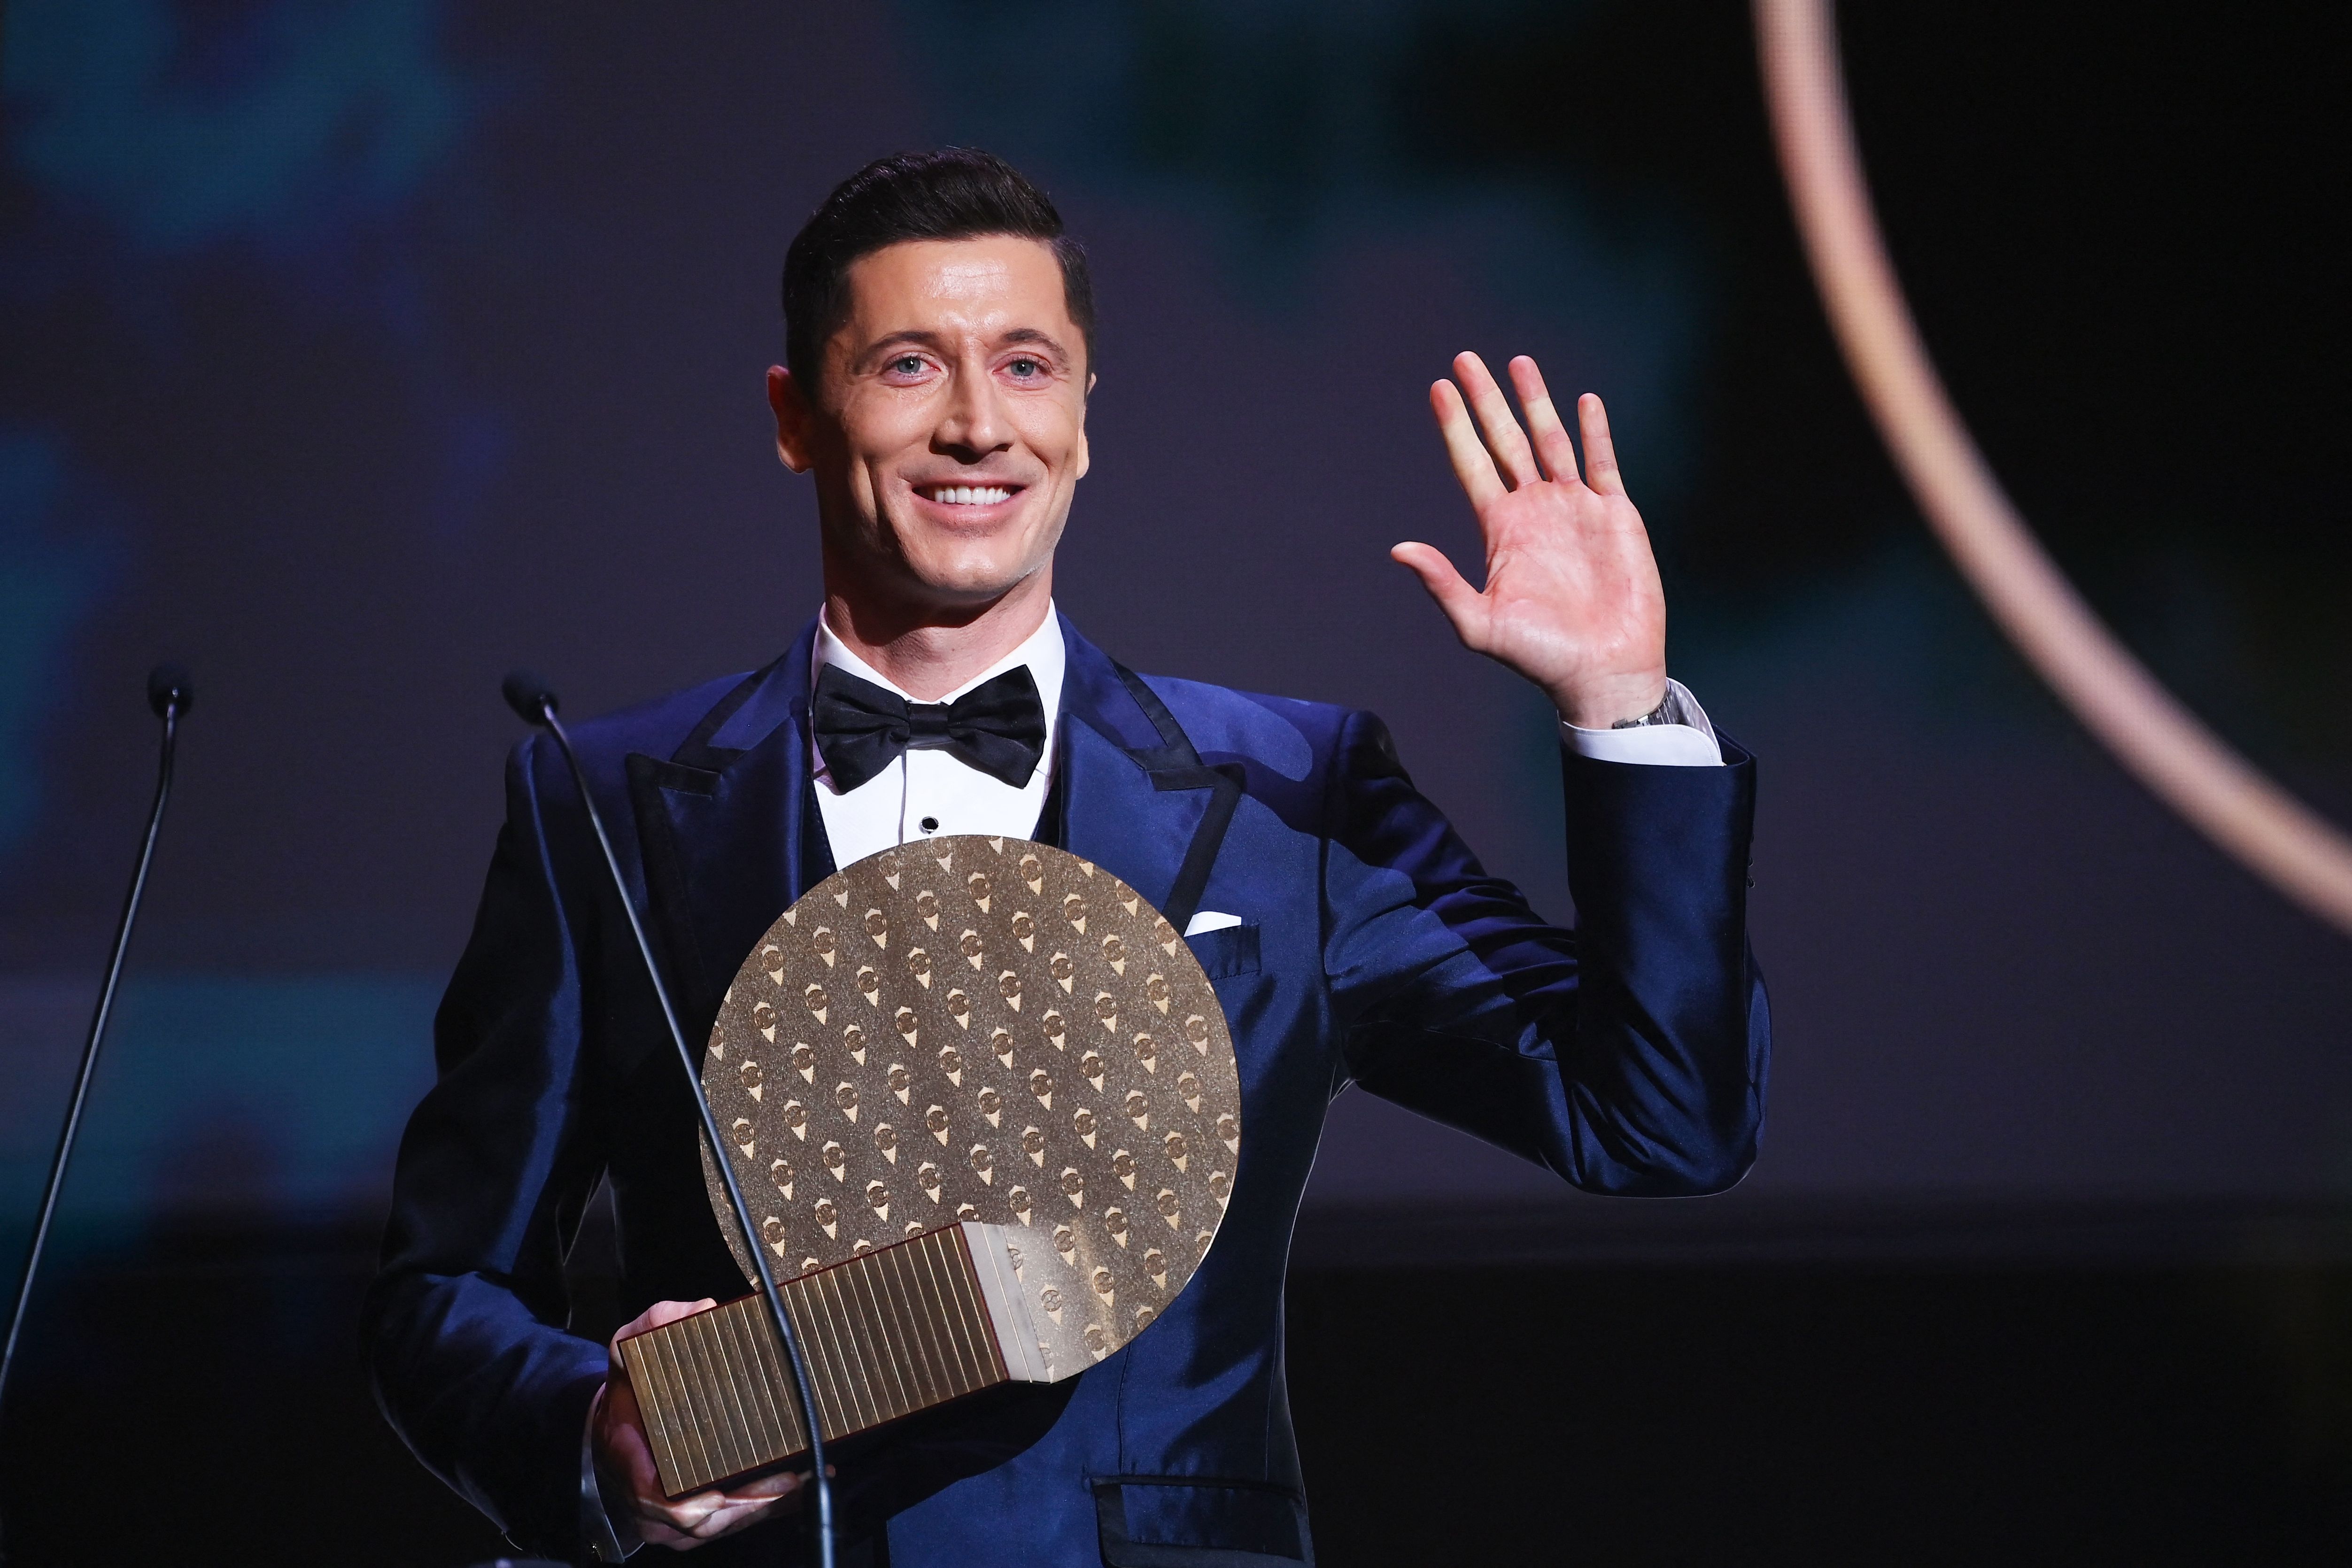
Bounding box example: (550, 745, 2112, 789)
(1132, 672, 1367, 783)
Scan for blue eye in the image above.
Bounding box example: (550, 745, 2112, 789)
(1008, 357, 1040, 378)
(893, 355, 924, 375)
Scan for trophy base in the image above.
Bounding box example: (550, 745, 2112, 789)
(617, 1220, 1047, 1499)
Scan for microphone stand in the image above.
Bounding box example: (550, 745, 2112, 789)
(503, 672, 834, 1568)
(0, 665, 191, 1564)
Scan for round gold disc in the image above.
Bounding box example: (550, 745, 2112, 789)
(698, 836, 1242, 1376)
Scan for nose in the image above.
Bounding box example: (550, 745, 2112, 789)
(933, 356, 1012, 462)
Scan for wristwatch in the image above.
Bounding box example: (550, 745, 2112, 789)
(1610, 683, 1687, 730)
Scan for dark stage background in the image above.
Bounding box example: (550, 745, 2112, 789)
(3, 3, 2348, 1562)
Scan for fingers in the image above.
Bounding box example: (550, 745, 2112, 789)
(1390, 543, 1487, 652)
(721, 1467, 807, 1502)
(636, 1489, 774, 1542)
(1452, 352, 1542, 489)
(640, 1497, 781, 1548)
(601, 1393, 662, 1494)
(1507, 356, 1580, 487)
(598, 1334, 811, 1550)
(1577, 392, 1625, 496)
(639, 1470, 804, 1545)
(612, 1297, 715, 1352)
(1428, 380, 1505, 510)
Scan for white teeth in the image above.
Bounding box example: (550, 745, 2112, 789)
(929, 486, 1010, 505)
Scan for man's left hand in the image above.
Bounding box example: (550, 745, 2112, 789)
(1393, 352, 1669, 729)
(596, 1299, 812, 1550)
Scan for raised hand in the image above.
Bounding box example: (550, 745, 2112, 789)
(1392, 353, 1668, 729)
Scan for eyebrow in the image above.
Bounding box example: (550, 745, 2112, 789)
(998, 328, 1068, 357)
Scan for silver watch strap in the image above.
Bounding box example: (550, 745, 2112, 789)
(1609, 686, 1683, 730)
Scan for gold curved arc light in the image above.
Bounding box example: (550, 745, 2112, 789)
(1754, 0, 2352, 937)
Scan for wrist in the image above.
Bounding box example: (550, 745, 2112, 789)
(1551, 672, 1670, 730)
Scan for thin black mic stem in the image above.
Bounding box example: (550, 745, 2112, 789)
(0, 701, 181, 1427)
(533, 704, 835, 1568)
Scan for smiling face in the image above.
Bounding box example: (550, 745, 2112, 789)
(771, 235, 1091, 630)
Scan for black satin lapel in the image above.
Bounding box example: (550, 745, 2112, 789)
(626, 640, 815, 1058)
(1032, 732, 1072, 850)
(1109, 663, 1242, 935)
(1056, 626, 1242, 935)
(626, 750, 720, 1035)
(1153, 763, 1242, 936)
(1060, 720, 1198, 917)
(673, 660, 768, 773)
(799, 760, 838, 890)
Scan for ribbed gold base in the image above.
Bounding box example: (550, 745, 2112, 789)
(617, 1220, 1045, 1498)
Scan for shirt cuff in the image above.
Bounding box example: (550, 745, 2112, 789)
(582, 1382, 640, 1562)
(1560, 678, 1724, 767)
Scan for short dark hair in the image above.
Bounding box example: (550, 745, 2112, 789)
(781, 148, 1095, 395)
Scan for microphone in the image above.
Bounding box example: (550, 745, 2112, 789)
(0, 664, 192, 1525)
(147, 662, 193, 719)
(500, 667, 556, 726)
(502, 670, 835, 1567)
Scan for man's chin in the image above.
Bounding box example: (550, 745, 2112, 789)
(901, 532, 1055, 588)
(891, 557, 1049, 616)
(828, 512, 1060, 619)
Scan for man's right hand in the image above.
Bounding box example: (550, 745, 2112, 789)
(595, 1298, 812, 1551)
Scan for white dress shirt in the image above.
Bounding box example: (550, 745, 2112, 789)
(812, 606, 1069, 868)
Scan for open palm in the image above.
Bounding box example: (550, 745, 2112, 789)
(1392, 353, 1668, 729)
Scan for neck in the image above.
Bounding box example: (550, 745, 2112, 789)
(820, 567, 1055, 702)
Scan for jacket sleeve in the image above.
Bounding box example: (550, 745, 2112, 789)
(361, 734, 614, 1557)
(1321, 710, 1769, 1195)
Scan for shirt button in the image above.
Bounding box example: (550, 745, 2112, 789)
(920, 816, 939, 834)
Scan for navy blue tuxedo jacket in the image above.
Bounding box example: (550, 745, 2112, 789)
(364, 617, 1769, 1566)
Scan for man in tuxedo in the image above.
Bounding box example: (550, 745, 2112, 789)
(365, 149, 1767, 1565)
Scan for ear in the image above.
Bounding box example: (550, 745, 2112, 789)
(1074, 372, 1094, 480)
(767, 365, 816, 473)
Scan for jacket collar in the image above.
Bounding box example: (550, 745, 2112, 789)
(627, 613, 1239, 1045)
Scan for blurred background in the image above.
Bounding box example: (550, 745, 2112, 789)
(3, 2, 2348, 1561)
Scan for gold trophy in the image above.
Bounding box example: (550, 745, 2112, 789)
(614, 838, 1242, 1498)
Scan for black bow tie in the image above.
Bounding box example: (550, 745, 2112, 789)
(812, 662, 1049, 794)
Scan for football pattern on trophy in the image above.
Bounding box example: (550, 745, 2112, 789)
(700, 836, 1243, 1376)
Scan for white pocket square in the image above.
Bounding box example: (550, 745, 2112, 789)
(1184, 911, 1244, 936)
